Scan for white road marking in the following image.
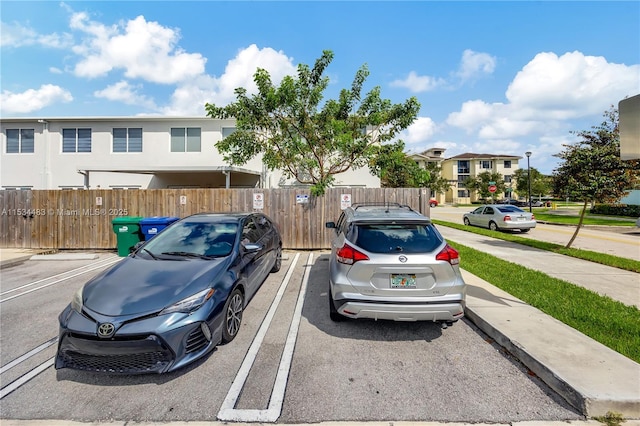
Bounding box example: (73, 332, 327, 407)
(218, 252, 312, 423)
(0, 337, 58, 375)
(1, 256, 119, 296)
(0, 357, 54, 399)
(1, 257, 121, 303)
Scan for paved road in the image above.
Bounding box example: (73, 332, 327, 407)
(429, 205, 640, 261)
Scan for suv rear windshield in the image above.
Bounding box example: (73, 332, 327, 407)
(351, 223, 444, 254)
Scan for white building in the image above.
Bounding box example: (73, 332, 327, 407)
(0, 116, 380, 190)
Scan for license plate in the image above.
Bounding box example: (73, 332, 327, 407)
(391, 274, 416, 288)
(517, 216, 526, 221)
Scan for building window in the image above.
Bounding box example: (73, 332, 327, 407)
(457, 160, 469, 174)
(113, 128, 142, 152)
(222, 127, 236, 139)
(171, 127, 201, 152)
(6, 129, 34, 153)
(481, 160, 492, 169)
(504, 160, 512, 168)
(504, 175, 512, 183)
(457, 190, 469, 198)
(62, 128, 92, 153)
(457, 174, 469, 187)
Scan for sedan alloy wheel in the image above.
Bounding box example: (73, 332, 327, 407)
(223, 289, 244, 343)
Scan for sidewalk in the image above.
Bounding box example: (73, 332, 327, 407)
(436, 226, 640, 418)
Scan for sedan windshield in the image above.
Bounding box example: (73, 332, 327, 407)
(144, 221, 238, 257)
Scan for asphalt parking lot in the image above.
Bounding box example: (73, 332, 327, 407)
(0, 251, 583, 424)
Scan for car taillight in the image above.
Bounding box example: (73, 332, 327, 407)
(503, 215, 511, 222)
(436, 244, 460, 265)
(336, 244, 370, 265)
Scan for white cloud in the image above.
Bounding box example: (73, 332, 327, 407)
(0, 21, 73, 48)
(94, 81, 158, 110)
(0, 84, 73, 114)
(70, 13, 206, 84)
(506, 51, 640, 119)
(391, 50, 495, 93)
(447, 51, 640, 139)
(456, 49, 496, 82)
(162, 44, 297, 115)
(400, 116, 438, 144)
(390, 71, 445, 93)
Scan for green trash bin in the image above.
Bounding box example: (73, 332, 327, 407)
(112, 216, 144, 257)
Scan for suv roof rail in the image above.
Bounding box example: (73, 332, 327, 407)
(351, 202, 415, 212)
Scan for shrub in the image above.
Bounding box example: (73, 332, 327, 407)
(590, 204, 640, 217)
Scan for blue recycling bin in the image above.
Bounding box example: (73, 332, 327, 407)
(140, 216, 179, 240)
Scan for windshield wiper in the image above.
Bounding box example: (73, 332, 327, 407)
(161, 251, 216, 260)
(143, 248, 159, 260)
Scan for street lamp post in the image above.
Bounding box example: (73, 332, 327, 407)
(525, 151, 532, 213)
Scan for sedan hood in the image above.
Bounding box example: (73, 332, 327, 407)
(82, 256, 228, 316)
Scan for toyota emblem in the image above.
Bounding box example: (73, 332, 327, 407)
(97, 323, 115, 338)
(398, 255, 407, 263)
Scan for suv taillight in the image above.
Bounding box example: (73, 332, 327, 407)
(436, 244, 460, 265)
(336, 244, 370, 265)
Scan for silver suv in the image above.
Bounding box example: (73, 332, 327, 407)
(325, 203, 466, 326)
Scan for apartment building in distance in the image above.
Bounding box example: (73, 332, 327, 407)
(440, 153, 523, 204)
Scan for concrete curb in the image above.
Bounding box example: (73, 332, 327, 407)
(463, 272, 640, 418)
(30, 253, 99, 261)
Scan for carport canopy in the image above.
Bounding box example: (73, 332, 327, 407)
(76, 165, 262, 189)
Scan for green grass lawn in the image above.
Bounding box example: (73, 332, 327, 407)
(449, 241, 640, 364)
(431, 217, 640, 362)
(534, 211, 637, 226)
(432, 219, 640, 273)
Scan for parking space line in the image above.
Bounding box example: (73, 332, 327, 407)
(0, 256, 119, 296)
(218, 252, 312, 423)
(0, 337, 58, 374)
(0, 258, 121, 303)
(0, 357, 54, 399)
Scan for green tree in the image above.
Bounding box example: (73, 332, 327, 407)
(205, 50, 420, 196)
(513, 167, 552, 200)
(369, 143, 452, 197)
(463, 171, 506, 202)
(369, 141, 423, 188)
(552, 107, 640, 248)
(423, 162, 453, 196)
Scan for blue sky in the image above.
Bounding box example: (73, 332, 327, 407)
(1, 1, 639, 174)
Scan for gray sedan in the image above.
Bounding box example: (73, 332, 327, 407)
(463, 204, 536, 233)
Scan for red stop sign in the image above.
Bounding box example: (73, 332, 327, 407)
(488, 185, 497, 193)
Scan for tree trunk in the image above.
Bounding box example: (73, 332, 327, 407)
(565, 200, 588, 249)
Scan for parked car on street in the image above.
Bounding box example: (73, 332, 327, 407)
(55, 212, 282, 374)
(429, 199, 438, 207)
(463, 204, 536, 232)
(325, 203, 466, 326)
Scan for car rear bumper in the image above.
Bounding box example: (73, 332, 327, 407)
(501, 221, 536, 229)
(334, 299, 465, 322)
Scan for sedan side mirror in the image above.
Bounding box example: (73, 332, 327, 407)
(242, 242, 262, 253)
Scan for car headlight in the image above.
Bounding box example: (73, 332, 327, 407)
(160, 288, 215, 315)
(71, 287, 83, 313)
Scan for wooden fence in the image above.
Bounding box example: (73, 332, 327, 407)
(0, 188, 431, 250)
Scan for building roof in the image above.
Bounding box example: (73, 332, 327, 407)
(445, 153, 521, 160)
